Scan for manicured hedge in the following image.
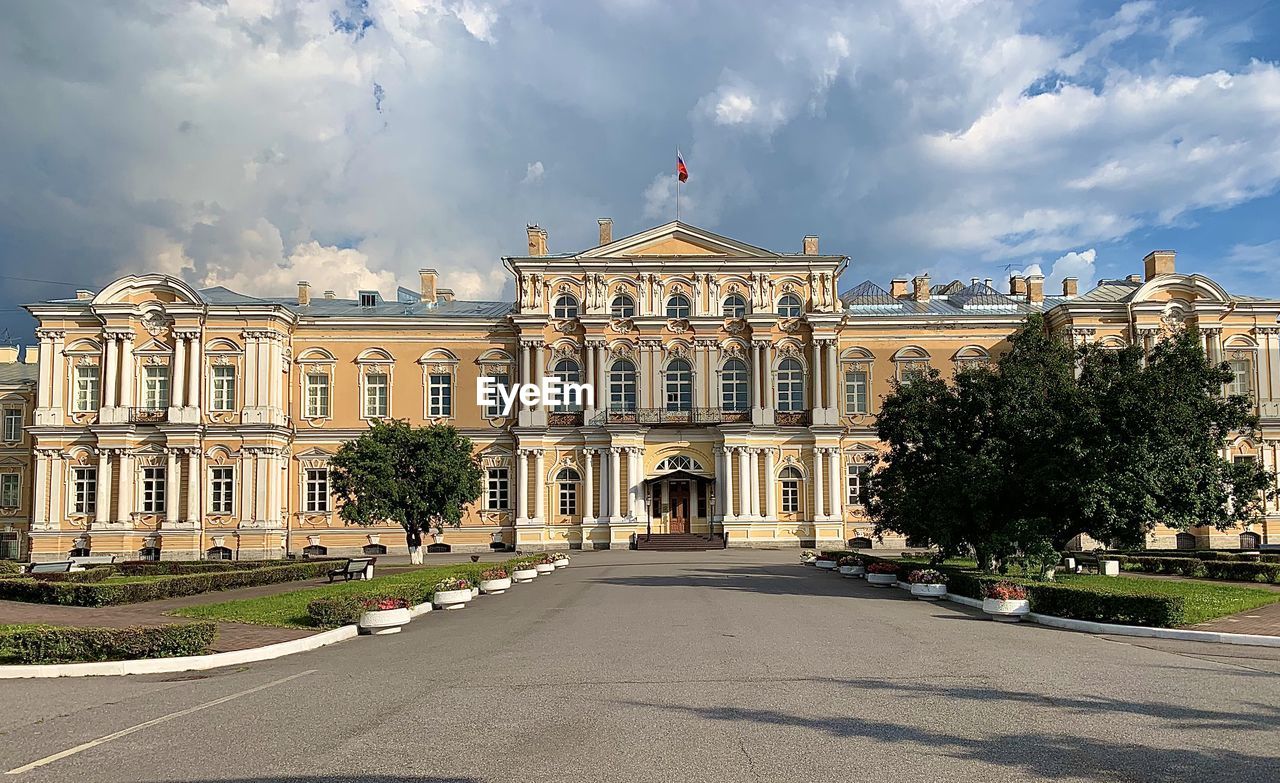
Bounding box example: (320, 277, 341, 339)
(0, 561, 335, 607)
(0, 561, 23, 575)
(1113, 555, 1280, 583)
(112, 559, 337, 577)
(26, 567, 116, 583)
(1099, 550, 1280, 564)
(0, 622, 216, 664)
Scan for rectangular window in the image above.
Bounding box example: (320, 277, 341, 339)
(845, 370, 867, 414)
(559, 480, 577, 516)
(485, 374, 510, 418)
(305, 468, 330, 513)
(364, 373, 389, 418)
(143, 366, 170, 409)
(2, 409, 20, 443)
(1228, 359, 1252, 397)
(305, 373, 330, 418)
(72, 467, 97, 515)
(0, 473, 18, 508)
(73, 366, 100, 412)
(486, 467, 509, 510)
(211, 365, 237, 411)
(781, 481, 799, 513)
(141, 466, 166, 513)
(429, 374, 452, 417)
(210, 467, 234, 514)
(847, 463, 868, 506)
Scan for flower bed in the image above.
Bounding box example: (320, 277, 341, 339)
(906, 569, 947, 585)
(0, 622, 216, 664)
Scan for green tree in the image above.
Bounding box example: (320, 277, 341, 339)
(329, 421, 484, 561)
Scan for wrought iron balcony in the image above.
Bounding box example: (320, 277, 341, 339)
(128, 407, 168, 424)
(547, 411, 584, 426)
(591, 407, 752, 426)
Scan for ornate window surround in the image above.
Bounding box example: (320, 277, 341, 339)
(357, 347, 396, 422)
(297, 448, 334, 523)
(296, 347, 336, 427)
(205, 338, 244, 423)
(64, 338, 102, 422)
(476, 349, 514, 423)
(63, 447, 97, 521)
(891, 345, 931, 382)
(840, 347, 873, 418)
(205, 446, 240, 523)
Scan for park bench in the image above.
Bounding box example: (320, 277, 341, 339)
(327, 557, 375, 583)
(70, 554, 118, 570)
(26, 561, 73, 574)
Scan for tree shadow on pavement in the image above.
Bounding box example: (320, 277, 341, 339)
(149, 778, 479, 783)
(617, 699, 1280, 782)
(590, 564, 916, 600)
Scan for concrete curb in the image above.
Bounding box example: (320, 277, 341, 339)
(886, 577, 1280, 648)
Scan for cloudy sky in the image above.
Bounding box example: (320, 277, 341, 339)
(2, 0, 1279, 340)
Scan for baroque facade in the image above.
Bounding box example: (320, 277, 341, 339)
(4, 220, 1278, 561)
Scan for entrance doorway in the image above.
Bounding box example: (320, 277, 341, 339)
(669, 481, 691, 533)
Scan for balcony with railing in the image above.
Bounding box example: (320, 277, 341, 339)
(590, 407, 753, 426)
(128, 407, 168, 424)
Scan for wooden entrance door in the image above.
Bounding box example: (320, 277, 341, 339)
(669, 481, 690, 533)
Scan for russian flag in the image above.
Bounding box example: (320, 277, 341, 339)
(677, 150, 689, 183)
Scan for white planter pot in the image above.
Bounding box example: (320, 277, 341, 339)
(838, 565, 866, 578)
(553, 558, 569, 568)
(433, 588, 473, 610)
(358, 607, 411, 635)
(1100, 559, 1120, 576)
(470, 587, 480, 598)
(815, 559, 837, 570)
(866, 572, 898, 587)
(512, 568, 537, 583)
(983, 597, 1030, 622)
(534, 563, 555, 574)
(480, 577, 512, 595)
(910, 583, 947, 600)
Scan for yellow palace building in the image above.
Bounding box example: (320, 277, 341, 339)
(3, 220, 1279, 561)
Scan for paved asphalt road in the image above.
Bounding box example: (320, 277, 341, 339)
(2, 549, 1278, 782)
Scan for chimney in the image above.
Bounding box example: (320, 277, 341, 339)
(323, 290, 336, 300)
(1062, 277, 1078, 297)
(1026, 274, 1044, 305)
(1009, 275, 1027, 296)
(912, 274, 930, 302)
(21, 346, 37, 364)
(419, 268, 438, 302)
(890, 278, 909, 299)
(0, 346, 17, 364)
(437, 288, 455, 303)
(1126, 274, 1143, 284)
(971, 277, 979, 286)
(983, 278, 993, 289)
(598, 218, 613, 246)
(803, 235, 819, 255)
(526, 224, 547, 256)
(76, 290, 93, 301)
(296, 280, 311, 306)
(1143, 250, 1175, 281)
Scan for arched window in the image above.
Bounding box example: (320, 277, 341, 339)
(553, 293, 579, 319)
(780, 466, 802, 513)
(1240, 532, 1262, 550)
(557, 467, 580, 516)
(611, 294, 635, 319)
(206, 546, 233, 561)
(551, 358, 581, 412)
(666, 293, 691, 319)
(721, 358, 749, 412)
(1175, 532, 1197, 550)
(656, 455, 705, 472)
(609, 359, 637, 412)
(777, 358, 805, 411)
(778, 293, 803, 318)
(665, 358, 692, 411)
(722, 294, 747, 318)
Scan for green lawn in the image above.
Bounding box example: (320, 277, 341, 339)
(169, 560, 527, 628)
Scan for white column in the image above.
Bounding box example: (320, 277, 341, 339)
(737, 447, 750, 520)
(723, 447, 736, 520)
(185, 450, 199, 526)
(32, 451, 49, 529)
(762, 344, 774, 411)
(627, 448, 640, 519)
(534, 344, 545, 386)
(825, 341, 839, 419)
(270, 335, 283, 409)
(240, 452, 254, 522)
(764, 448, 777, 519)
(751, 342, 762, 410)
(520, 343, 532, 386)
(244, 335, 259, 407)
(811, 342, 824, 416)
(255, 450, 268, 522)
(813, 447, 826, 519)
(165, 450, 180, 526)
(828, 449, 841, 521)
(49, 332, 66, 412)
(103, 335, 119, 408)
(608, 447, 621, 520)
(583, 449, 595, 521)
(119, 333, 135, 409)
(585, 345, 596, 411)
(516, 450, 529, 522)
(256, 337, 271, 409)
(269, 450, 282, 524)
(749, 448, 761, 518)
(533, 449, 546, 523)
(186, 333, 201, 410)
(116, 452, 133, 524)
(36, 334, 52, 408)
(638, 343, 652, 408)
(171, 335, 186, 408)
(47, 455, 63, 527)
(95, 450, 112, 525)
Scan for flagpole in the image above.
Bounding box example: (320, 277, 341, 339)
(675, 146, 681, 222)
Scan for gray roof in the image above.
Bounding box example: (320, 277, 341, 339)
(0, 362, 37, 385)
(198, 287, 513, 319)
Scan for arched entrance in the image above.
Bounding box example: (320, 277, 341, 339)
(645, 455, 713, 535)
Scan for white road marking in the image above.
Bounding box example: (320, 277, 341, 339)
(5, 669, 316, 775)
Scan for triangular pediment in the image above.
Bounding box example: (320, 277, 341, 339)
(580, 221, 778, 259)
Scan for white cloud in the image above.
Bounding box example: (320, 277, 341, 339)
(714, 91, 757, 125)
(449, 1, 499, 43)
(1045, 249, 1097, 289)
(204, 241, 400, 299)
(522, 160, 545, 184)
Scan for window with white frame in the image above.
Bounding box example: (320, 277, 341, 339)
(210, 365, 236, 411)
(210, 466, 234, 514)
(722, 294, 747, 318)
(428, 373, 452, 417)
(486, 467, 509, 510)
(777, 293, 803, 318)
(485, 373, 510, 417)
(0, 473, 18, 508)
(557, 467, 579, 516)
(609, 359, 637, 411)
(780, 466, 802, 513)
(665, 359, 692, 411)
(845, 370, 868, 414)
(364, 372, 389, 418)
(777, 358, 805, 411)
(553, 293, 579, 319)
(846, 462, 868, 506)
(304, 468, 330, 513)
(305, 373, 330, 418)
(2, 409, 20, 442)
(141, 466, 166, 513)
(1227, 358, 1252, 397)
(666, 293, 691, 319)
(610, 294, 635, 319)
(721, 358, 749, 411)
(73, 365, 100, 412)
(551, 359, 581, 412)
(71, 467, 96, 515)
(142, 365, 170, 409)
